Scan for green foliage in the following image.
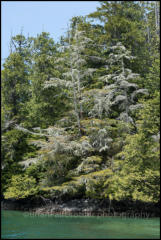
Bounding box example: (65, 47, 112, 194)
(144, 58, 160, 94)
(2, 53, 30, 122)
(104, 166, 160, 203)
(42, 153, 79, 186)
(2, 129, 32, 165)
(25, 163, 46, 182)
(1, 2, 160, 204)
(25, 32, 70, 128)
(104, 91, 160, 202)
(88, 1, 150, 76)
(1, 163, 23, 194)
(4, 175, 39, 199)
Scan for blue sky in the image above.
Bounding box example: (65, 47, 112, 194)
(2, 1, 100, 64)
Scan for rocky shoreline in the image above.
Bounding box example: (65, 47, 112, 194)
(1, 197, 160, 218)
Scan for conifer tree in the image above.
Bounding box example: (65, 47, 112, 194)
(2, 34, 31, 126)
(88, 1, 151, 77)
(88, 42, 148, 124)
(26, 32, 68, 128)
(44, 27, 96, 135)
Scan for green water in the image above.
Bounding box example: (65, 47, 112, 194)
(1, 210, 160, 239)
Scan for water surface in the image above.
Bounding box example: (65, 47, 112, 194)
(1, 210, 160, 239)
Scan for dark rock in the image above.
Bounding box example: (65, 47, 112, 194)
(1, 197, 160, 217)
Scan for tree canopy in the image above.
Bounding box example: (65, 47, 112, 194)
(1, 1, 160, 204)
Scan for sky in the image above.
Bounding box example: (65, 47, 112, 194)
(2, 1, 100, 65)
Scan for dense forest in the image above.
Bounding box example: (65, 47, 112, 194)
(1, 1, 160, 206)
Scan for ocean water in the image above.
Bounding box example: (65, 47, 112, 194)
(1, 210, 160, 239)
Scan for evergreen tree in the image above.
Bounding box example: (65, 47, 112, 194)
(26, 32, 68, 128)
(2, 34, 31, 125)
(44, 27, 97, 135)
(88, 42, 148, 124)
(104, 91, 160, 202)
(88, 1, 151, 77)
